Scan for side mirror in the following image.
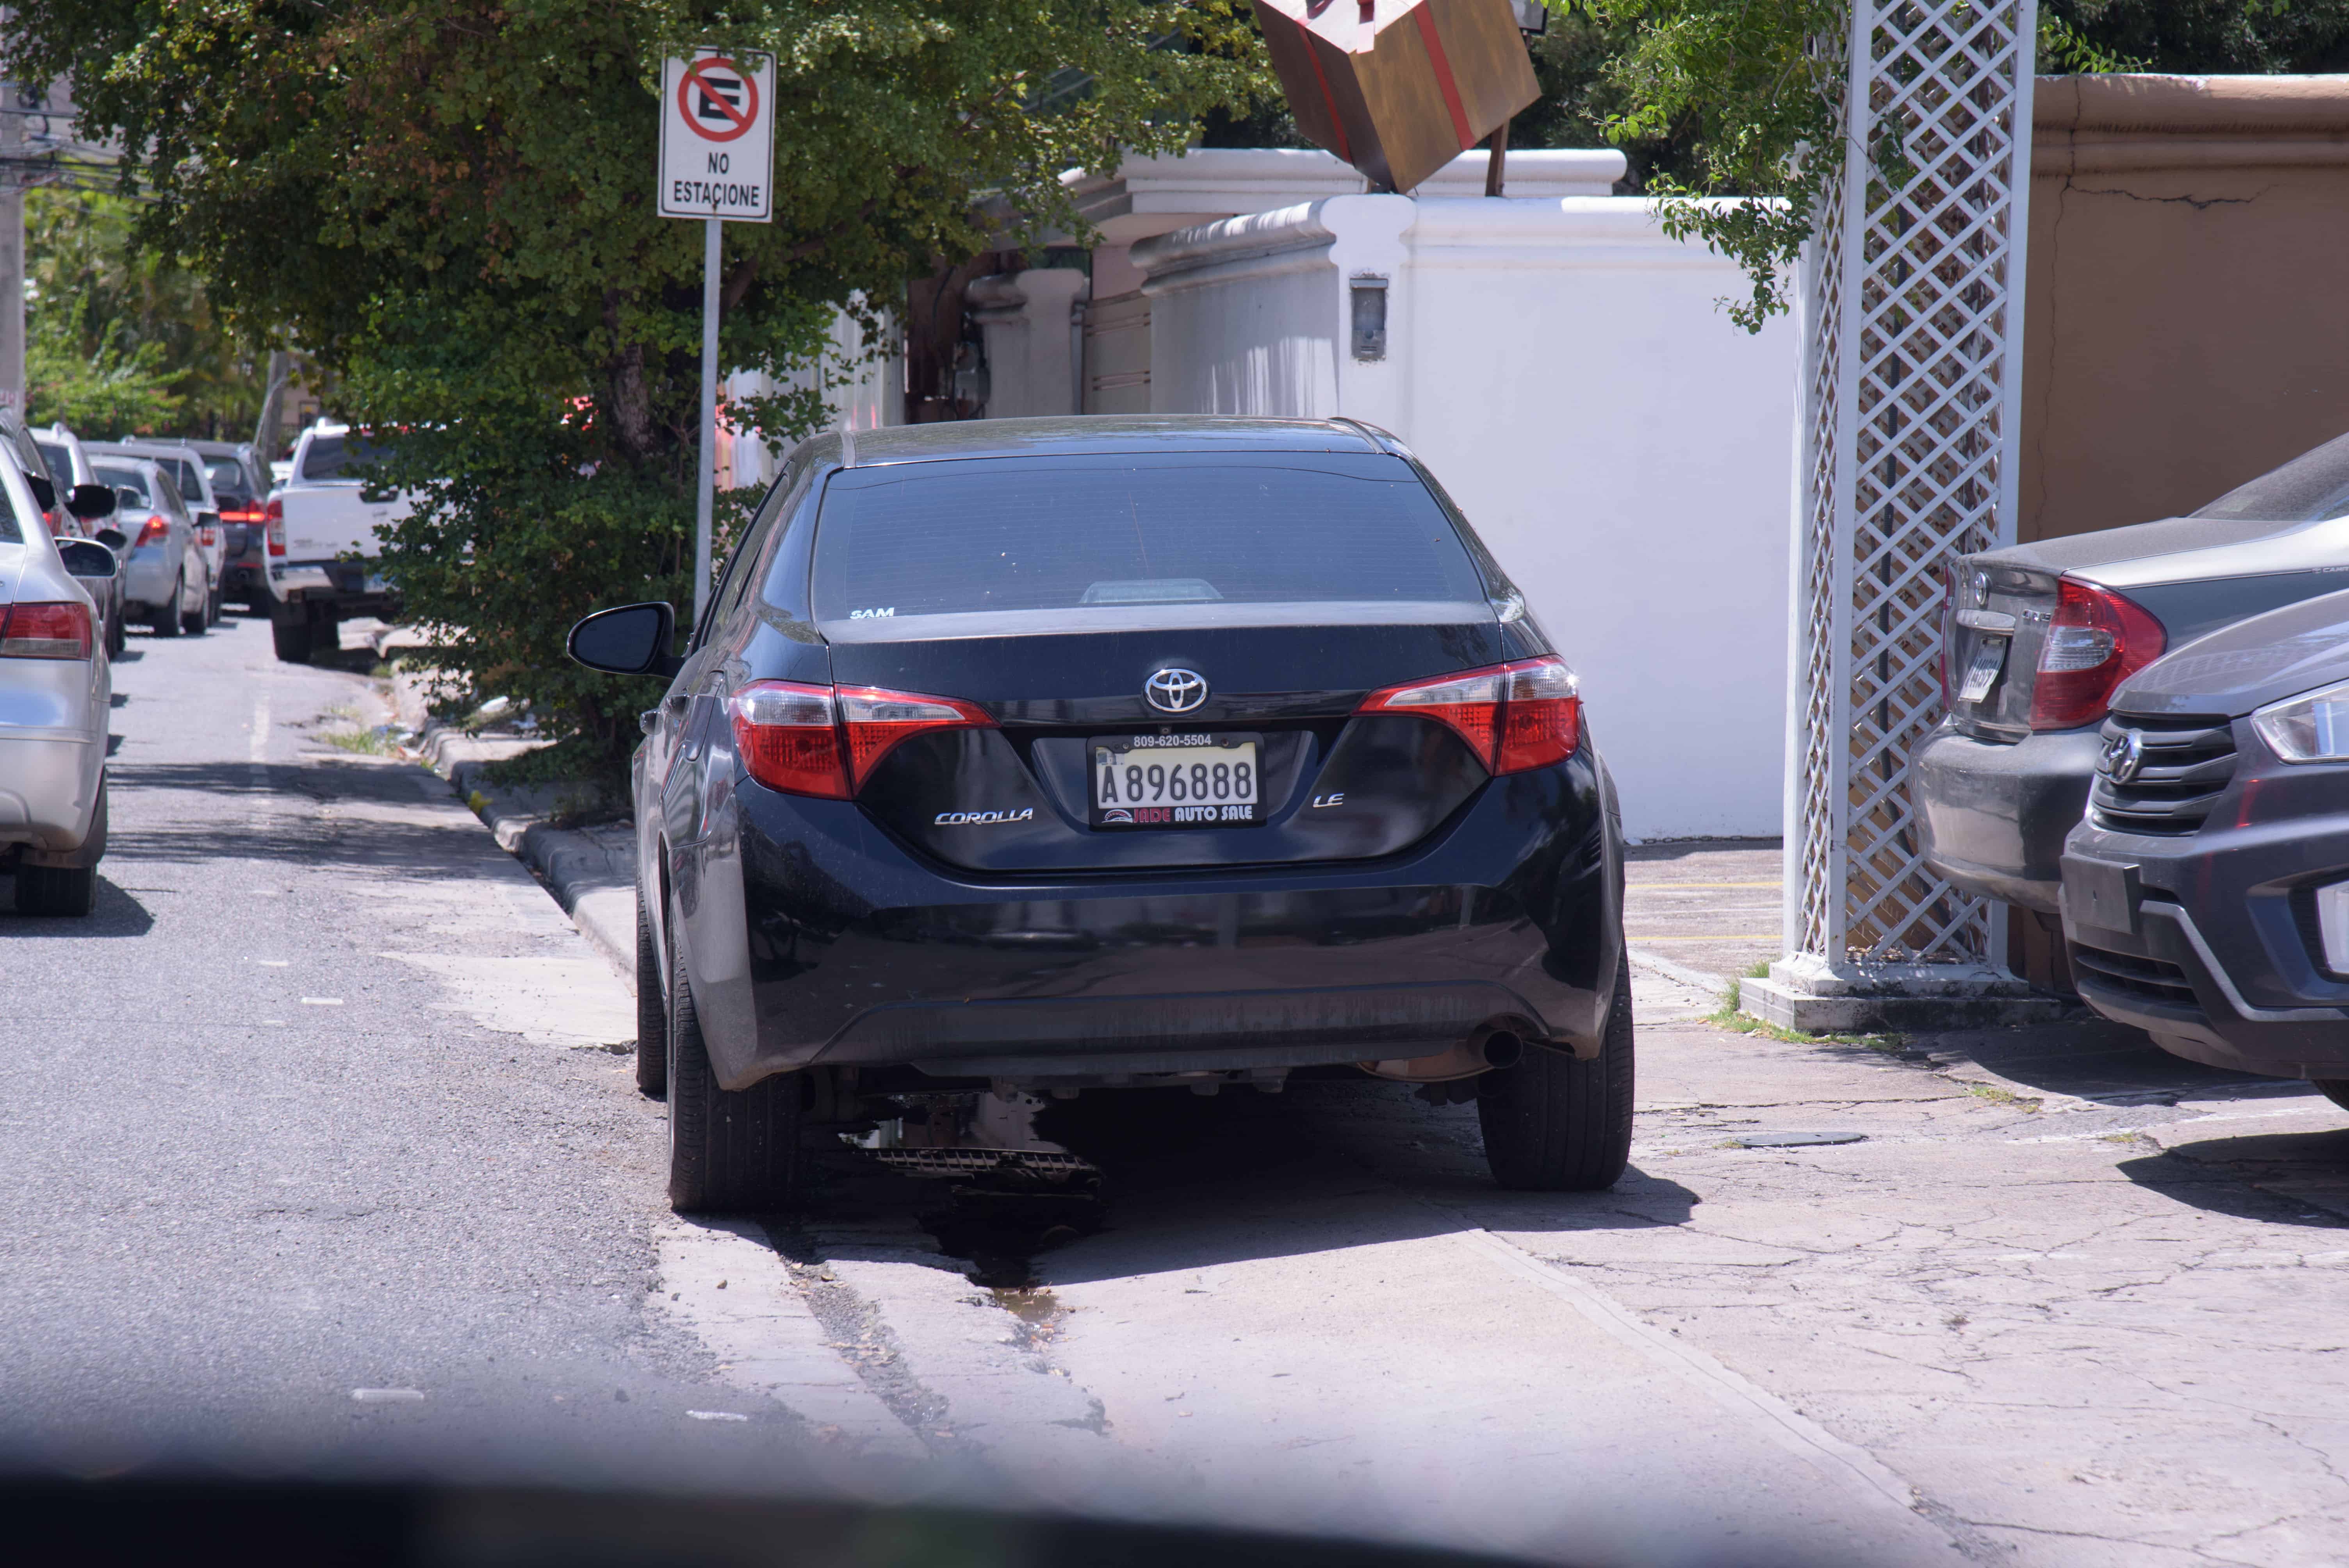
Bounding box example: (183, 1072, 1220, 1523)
(67, 483, 119, 520)
(57, 539, 116, 577)
(27, 474, 55, 512)
(95, 527, 128, 552)
(567, 601, 683, 677)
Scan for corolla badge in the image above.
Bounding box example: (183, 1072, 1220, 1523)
(1145, 668, 1208, 714)
(2100, 729, 2144, 785)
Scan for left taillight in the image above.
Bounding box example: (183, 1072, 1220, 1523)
(0, 600, 94, 660)
(2030, 577, 2165, 731)
(1358, 655, 1582, 774)
(264, 496, 286, 556)
(726, 680, 993, 799)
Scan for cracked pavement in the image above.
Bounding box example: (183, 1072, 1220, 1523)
(9, 616, 2349, 1566)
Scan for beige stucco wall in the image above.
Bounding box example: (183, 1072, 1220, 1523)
(2021, 74, 2349, 542)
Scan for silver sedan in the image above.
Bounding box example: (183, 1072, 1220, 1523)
(0, 447, 109, 916)
(94, 457, 207, 637)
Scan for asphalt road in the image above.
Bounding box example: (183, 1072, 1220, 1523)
(8, 613, 2349, 1567)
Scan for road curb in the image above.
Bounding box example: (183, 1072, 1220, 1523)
(405, 720, 638, 993)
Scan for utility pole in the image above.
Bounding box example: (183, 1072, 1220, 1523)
(0, 82, 24, 420)
(695, 217, 718, 626)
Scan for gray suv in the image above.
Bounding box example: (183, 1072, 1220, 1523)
(1918, 429, 2349, 915)
(2059, 585, 2349, 1099)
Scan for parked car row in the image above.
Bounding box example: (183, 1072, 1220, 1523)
(0, 408, 124, 917)
(1, 410, 301, 918)
(1920, 428, 2349, 1102)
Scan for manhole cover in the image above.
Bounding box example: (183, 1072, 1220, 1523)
(1729, 1130, 1866, 1148)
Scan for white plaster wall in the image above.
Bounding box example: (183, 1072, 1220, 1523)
(1134, 197, 1795, 842)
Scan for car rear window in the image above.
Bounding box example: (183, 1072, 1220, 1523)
(2194, 429, 2349, 522)
(804, 453, 1486, 626)
(34, 441, 69, 484)
(205, 457, 253, 502)
(298, 435, 396, 482)
(160, 457, 205, 501)
(95, 465, 151, 506)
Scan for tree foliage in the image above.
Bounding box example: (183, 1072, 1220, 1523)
(24, 188, 262, 438)
(5, 1, 1273, 777)
(1563, 0, 2349, 331)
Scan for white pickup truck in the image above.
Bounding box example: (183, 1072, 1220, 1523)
(265, 421, 413, 663)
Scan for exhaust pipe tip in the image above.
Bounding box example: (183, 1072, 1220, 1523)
(1476, 1029, 1525, 1071)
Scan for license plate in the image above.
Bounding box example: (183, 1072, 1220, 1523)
(1091, 734, 1260, 828)
(2062, 853, 2140, 936)
(1957, 637, 2007, 704)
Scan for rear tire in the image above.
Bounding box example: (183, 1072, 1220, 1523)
(271, 614, 313, 664)
(1477, 944, 1635, 1191)
(182, 578, 208, 635)
(2313, 1080, 2349, 1113)
(666, 908, 800, 1213)
(15, 784, 102, 918)
(152, 573, 185, 636)
(205, 582, 223, 626)
(635, 894, 668, 1097)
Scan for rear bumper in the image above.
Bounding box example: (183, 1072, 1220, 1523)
(268, 559, 397, 619)
(0, 731, 101, 854)
(1914, 722, 2102, 912)
(2060, 812, 2349, 1079)
(696, 761, 1621, 1087)
(122, 550, 176, 608)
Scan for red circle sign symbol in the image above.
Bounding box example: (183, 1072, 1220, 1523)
(677, 56, 759, 143)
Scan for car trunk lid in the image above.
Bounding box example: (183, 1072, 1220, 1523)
(827, 613, 1510, 873)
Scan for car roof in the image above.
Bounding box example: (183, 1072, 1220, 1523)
(824, 415, 1388, 469)
(91, 455, 167, 479)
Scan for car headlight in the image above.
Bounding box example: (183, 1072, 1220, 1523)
(2252, 678, 2349, 763)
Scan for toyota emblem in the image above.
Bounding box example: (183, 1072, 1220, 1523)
(1144, 668, 1208, 714)
(2100, 730, 2144, 785)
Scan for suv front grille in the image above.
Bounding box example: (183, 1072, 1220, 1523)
(2091, 713, 2237, 834)
(2069, 943, 2204, 1013)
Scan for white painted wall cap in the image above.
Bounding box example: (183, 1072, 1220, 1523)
(1130, 192, 1790, 282)
(1064, 146, 1626, 220)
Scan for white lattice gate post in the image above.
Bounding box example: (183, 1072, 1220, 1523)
(1748, 0, 2066, 1032)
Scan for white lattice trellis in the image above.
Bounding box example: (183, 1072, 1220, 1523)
(1789, 0, 2038, 976)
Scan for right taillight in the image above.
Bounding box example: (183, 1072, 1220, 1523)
(1358, 655, 1582, 773)
(264, 496, 286, 556)
(725, 680, 995, 799)
(134, 516, 169, 549)
(2030, 577, 2165, 731)
(0, 600, 94, 660)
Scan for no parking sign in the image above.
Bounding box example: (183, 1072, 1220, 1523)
(658, 51, 774, 222)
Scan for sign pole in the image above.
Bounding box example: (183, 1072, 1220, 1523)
(659, 47, 774, 631)
(695, 216, 720, 629)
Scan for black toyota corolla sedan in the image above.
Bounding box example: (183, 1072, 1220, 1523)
(569, 417, 1629, 1212)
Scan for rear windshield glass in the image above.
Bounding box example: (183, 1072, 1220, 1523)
(95, 465, 151, 507)
(205, 457, 253, 502)
(298, 435, 396, 482)
(804, 453, 1485, 625)
(2195, 429, 2349, 522)
(156, 456, 204, 502)
(0, 464, 24, 543)
(34, 441, 68, 483)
